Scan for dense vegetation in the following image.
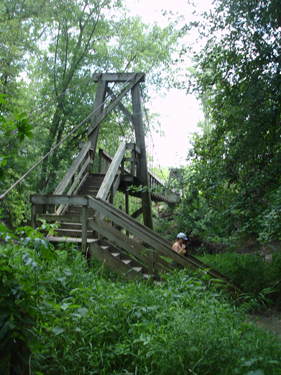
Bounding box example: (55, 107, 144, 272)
(1, 238, 281, 375)
(1, 0, 281, 373)
(0, 0, 186, 225)
(176, 0, 281, 246)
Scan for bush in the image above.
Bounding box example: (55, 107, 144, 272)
(1, 233, 281, 374)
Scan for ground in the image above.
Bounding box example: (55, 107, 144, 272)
(249, 309, 281, 341)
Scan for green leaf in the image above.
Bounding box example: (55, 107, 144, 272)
(51, 327, 65, 336)
(78, 307, 88, 318)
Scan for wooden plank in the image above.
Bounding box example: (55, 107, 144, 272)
(88, 218, 170, 274)
(54, 142, 92, 195)
(92, 73, 145, 83)
(131, 207, 143, 219)
(113, 173, 121, 197)
(88, 197, 239, 286)
(88, 74, 145, 137)
(106, 87, 133, 124)
(96, 142, 126, 200)
(126, 143, 141, 154)
(31, 204, 37, 229)
(89, 242, 143, 281)
(88, 78, 108, 154)
(31, 195, 87, 206)
(97, 217, 170, 271)
(131, 83, 153, 229)
(37, 214, 82, 223)
(46, 236, 98, 244)
(82, 205, 88, 252)
(67, 157, 90, 196)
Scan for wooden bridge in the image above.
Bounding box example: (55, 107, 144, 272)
(30, 72, 241, 294)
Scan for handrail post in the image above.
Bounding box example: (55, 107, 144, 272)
(148, 249, 154, 285)
(31, 203, 37, 229)
(82, 205, 88, 252)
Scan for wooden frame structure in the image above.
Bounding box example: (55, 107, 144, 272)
(87, 72, 153, 228)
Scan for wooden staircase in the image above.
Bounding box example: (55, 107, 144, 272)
(51, 173, 104, 241)
(30, 140, 241, 294)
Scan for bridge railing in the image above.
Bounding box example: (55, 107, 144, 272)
(29, 193, 242, 293)
(53, 141, 94, 215)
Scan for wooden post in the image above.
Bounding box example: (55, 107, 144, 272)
(125, 190, 129, 236)
(131, 83, 153, 229)
(82, 205, 88, 252)
(88, 78, 107, 158)
(31, 204, 37, 229)
(148, 249, 154, 285)
(98, 149, 103, 173)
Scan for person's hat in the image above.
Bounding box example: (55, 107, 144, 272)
(177, 232, 188, 240)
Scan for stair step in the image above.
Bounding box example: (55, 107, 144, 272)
(56, 228, 93, 237)
(111, 253, 120, 258)
(45, 236, 99, 244)
(132, 267, 142, 273)
(100, 246, 109, 250)
(122, 259, 131, 265)
(57, 223, 82, 230)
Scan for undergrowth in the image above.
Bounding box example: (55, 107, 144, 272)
(198, 251, 281, 307)
(1, 241, 281, 375)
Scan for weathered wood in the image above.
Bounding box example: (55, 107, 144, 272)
(112, 172, 121, 197)
(31, 204, 37, 229)
(96, 142, 126, 200)
(88, 197, 240, 287)
(148, 249, 154, 285)
(46, 236, 98, 244)
(90, 243, 143, 281)
(88, 74, 145, 138)
(106, 87, 133, 124)
(131, 83, 153, 229)
(37, 214, 82, 223)
(131, 207, 143, 219)
(88, 218, 168, 274)
(82, 205, 88, 252)
(93, 216, 169, 271)
(88, 78, 108, 153)
(31, 195, 87, 206)
(54, 142, 92, 195)
(126, 143, 141, 154)
(92, 73, 145, 83)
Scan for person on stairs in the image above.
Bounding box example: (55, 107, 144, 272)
(171, 232, 190, 269)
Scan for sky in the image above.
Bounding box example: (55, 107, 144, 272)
(125, 0, 212, 169)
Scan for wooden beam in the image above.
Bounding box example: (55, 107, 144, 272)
(31, 195, 87, 206)
(106, 87, 133, 124)
(54, 142, 92, 195)
(131, 83, 153, 229)
(96, 142, 126, 200)
(88, 73, 145, 138)
(82, 205, 88, 252)
(88, 78, 108, 152)
(89, 242, 143, 281)
(131, 207, 143, 219)
(88, 218, 169, 273)
(92, 73, 145, 82)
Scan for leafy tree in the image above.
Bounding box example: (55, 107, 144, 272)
(181, 0, 281, 243)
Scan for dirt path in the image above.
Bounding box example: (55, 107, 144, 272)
(249, 309, 281, 340)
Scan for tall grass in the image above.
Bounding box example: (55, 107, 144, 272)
(1, 244, 281, 375)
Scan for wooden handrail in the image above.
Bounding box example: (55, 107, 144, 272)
(96, 142, 126, 200)
(54, 141, 92, 195)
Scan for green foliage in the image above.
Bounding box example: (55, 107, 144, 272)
(1, 232, 281, 374)
(182, 0, 281, 244)
(198, 252, 281, 306)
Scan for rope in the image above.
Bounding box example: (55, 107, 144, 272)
(0, 73, 137, 201)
